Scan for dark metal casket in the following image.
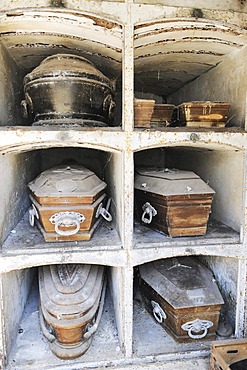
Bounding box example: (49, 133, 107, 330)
(139, 257, 224, 343)
(39, 263, 106, 359)
(134, 167, 215, 237)
(28, 164, 112, 242)
(21, 54, 115, 126)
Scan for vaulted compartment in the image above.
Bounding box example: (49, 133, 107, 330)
(1, 264, 123, 368)
(134, 18, 247, 129)
(1, 146, 123, 256)
(134, 146, 243, 248)
(0, 9, 123, 128)
(133, 255, 241, 357)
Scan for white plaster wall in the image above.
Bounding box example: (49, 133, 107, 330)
(2, 268, 35, 359)
(0, 152, 41, 245)
(199, 256, 238, 330)
(0, 45, 24, 126)
(168, 45, 247, 129)
(104, 151, 123, 240)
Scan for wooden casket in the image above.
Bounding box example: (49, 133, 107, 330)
(28, 164, 112, 242)
(134, 167, 215, 237)
(39, 263, 106, 359)
(150, 104, 175, 127)
(139, 257, 224, 343)
(178, 101, 231, 128)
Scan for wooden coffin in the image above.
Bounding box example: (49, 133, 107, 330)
(134, 98, 155, 128)
(39, 263, 106, 359)
(28, 165, 112, 242)
(210, 339, 247, 370)
(134, 167, 215, 237)
(139, 257, 224, 343)
(151, 104, 175, 127)
(178, 101, 231, 128)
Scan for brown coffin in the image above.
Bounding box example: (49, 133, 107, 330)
(28, 165, 112, 241)
(178, 101, 231, 128)
(134, 167, 215, 237)
(151, 104, 175, 127)
(39, 263, 106, 359)
(139, 257, 224, 343)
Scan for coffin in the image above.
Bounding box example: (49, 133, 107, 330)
(28, 164, 112, 242)
(21, 54, 115, 127)
(178, 101, 231, 128)
(139, 257, 224, 343)
(39, 263, 106, 359)
(134, 167, 215, 237)
(151, 104, 175, 127)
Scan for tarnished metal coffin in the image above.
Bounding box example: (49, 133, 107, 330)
(139, 257, 224, 343)
(134, 167, 215, 237)
(21, 54, 115, 126)
(39, 263, 106, 359)
(178, 101, 231, 128)
(28, 164, 112, 242)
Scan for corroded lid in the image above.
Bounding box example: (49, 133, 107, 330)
(39, 264, 105, 318)
(24, 53, 113, 89)
(135, 167, 215, 196)
(139, 257, 224, 309)
(28, 165, 106, 205)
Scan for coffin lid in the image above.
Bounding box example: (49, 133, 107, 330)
(178, 101, 231, 108)
(28, 164, 106, 200)
(24, 53, 113, 89)
(139, 257, 224, 309)
(39, 264, 105, 318)
(135, 167, 215, 196)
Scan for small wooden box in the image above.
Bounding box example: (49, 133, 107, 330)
(178, 101, 231, 128)
(150, 104, 175, 127)
(139, 257, 224, 343)
(134, 98, 155, 128)
(210, 339, 247, 370)
(134, 167, 215, 237)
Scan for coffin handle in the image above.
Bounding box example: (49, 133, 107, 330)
(96, 198, 112, 222)
(49, 211, 85, 236)
(181, 318, 213, 339)
(83, 277, 107, 340)
(141, 202, 157, 224)
(151, 300, 167, 323)
(39, 308, 56, 343)
(29, 204, 39, 226)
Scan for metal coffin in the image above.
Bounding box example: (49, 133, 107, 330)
(139, 257, 224, 343)
(39, 263, 106, 359)
(178, 101, 231, 128)
(134, 167, 215, 237)
(28, 165, 112, 242)
(21, 54, 115, 127)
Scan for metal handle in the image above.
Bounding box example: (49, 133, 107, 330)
(96, 198, 112, 222)
(181, 318, 213, 339)
(29, 204, 39, 226)
(151, 300, 167, 323)
(49, 211, 85, 236)
(83, 278, 107, 340)
(39, 308, 55, 343)
(141, 202, 157, 224)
